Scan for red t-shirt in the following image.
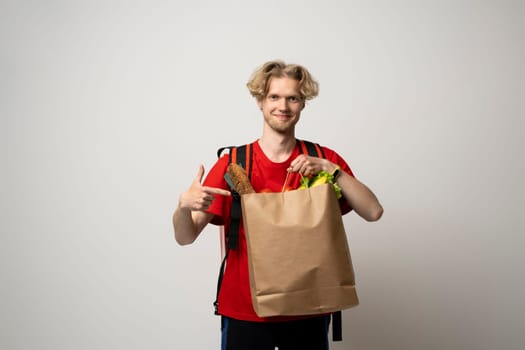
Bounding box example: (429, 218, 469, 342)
(203, 140, 354, 322)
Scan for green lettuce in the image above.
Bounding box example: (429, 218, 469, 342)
(299, 170, 342, 199)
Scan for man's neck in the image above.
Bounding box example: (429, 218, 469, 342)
(258, 132, 296, 163)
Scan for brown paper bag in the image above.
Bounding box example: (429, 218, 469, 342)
(241, 183, 359, 317)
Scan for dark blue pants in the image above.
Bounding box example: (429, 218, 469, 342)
(221, 316, 330, 350)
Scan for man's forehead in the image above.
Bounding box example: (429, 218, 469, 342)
(267, 77, 301, 95)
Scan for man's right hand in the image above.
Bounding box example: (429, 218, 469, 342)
(179, 165, 231, 212)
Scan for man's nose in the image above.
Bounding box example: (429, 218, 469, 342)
(278, 97, 289, 110)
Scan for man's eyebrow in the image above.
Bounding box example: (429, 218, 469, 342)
(267, 92, 300, 96)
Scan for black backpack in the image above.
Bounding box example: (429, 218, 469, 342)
(213, 139, 343, 342)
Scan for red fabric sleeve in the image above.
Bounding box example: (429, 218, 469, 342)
(320, 146, 355, 215)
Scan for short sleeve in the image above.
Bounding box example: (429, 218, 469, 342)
(320, 146, 355, 215)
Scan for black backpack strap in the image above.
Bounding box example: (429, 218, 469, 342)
(225, 143, 253, 250)
(332, 310, 342, 341)
(213, 249, 228, 316)
(297, 139, 325, 158)
(228, 190, 241, 250)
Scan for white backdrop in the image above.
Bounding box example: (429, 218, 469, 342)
(2, 1, 524, 349)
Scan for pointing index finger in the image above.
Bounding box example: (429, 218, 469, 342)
(204, 186, 231, 197)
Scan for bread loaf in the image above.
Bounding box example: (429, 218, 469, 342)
(227, 163, 255, 194)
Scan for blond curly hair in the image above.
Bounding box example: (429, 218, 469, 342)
(246, 60, 319, 102)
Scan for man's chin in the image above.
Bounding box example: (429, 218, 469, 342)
(272, 125, 295, 135)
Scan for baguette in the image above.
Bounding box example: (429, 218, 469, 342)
(227, 163, 255, 195)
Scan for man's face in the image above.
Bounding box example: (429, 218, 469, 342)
(258, 76, 304, 135)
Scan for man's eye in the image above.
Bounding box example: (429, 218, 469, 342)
(288, 96, 298, 102)
(269, 95, 279, 100)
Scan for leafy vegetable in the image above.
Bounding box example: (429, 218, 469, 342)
(299, 170, 342, 199)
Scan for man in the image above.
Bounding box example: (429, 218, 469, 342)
(173, 60, 383, 350)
